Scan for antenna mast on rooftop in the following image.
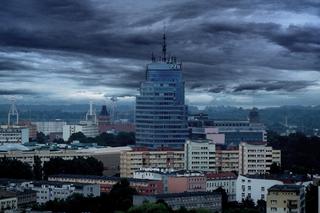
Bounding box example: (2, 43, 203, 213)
(8, 99, 19, 126)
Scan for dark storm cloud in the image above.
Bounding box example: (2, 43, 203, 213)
(0, 89, 36, 95)
(233, 80, 316, 92)
(1, 0, 320, 105)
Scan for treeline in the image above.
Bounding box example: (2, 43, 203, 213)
(268, 132, 320, 174)
(0, 157, 103, 180)
(68, 131, 135, 146)
(36, 131, 135, 147)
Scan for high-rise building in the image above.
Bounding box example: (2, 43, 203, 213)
(135, 34, 188, 148)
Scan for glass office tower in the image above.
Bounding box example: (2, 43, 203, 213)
(135, 34, 188, 148)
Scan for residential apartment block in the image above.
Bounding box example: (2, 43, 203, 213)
(267, 185, 305, 213)
(120, 147, 184, 178)
(184, 139, 216, 172)
(239, 142, 281, 175)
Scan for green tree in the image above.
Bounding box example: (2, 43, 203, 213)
(36, 132, 46, 143)
(109, 178, 137, 211)
(128, 202, 170, 213)
(0, 158, 33, 179)
(43, 157, 103, 179)
(33, 155, 43, 180)
(269, 162, 281, 174)
(68, 132, 86, 143)
(305, 184, 318, 213)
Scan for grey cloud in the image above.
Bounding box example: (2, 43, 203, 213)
(0, 89, 37, 95)
(233, 80, 316, 92)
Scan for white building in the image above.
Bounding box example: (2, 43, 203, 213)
(0, 125, 29, 144)
(184, 139, 216, 172)
(63, 123, 99, 141)
(206, 172, 237, 201)
(191, 127, 225, 144)
(12, 181, 100, 204)
(236, 175, 283, 204)
(239, 142, 281, 175)
(33, 121, 66, 135)
(0, 194, 17, 211)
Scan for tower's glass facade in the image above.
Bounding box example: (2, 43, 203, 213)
(135, 59, 188, 148)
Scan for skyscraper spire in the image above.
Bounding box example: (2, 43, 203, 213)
(162, 31, 166, 62)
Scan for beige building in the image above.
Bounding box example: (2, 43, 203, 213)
(120, 148, 184, 178)
(184, 139, 216, 172)
(267, 184, 305, 213)
(239, 142, 281, 175)
(0, 146, 131, 176)
(216, 146, 239, 172)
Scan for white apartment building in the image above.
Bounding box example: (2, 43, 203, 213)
(0, 125, 29, 144)
(33, 121, 66, 135)
(63, 123, 99, 141)
(120, 148, 185, 178)
(206, 172, 237, 201)
(184, 139, 216, 172)
(18, 181, 100, 204)
(0, 195, 17, 211)
(239, 142, 281, 175)
(236, 175, 283, 204)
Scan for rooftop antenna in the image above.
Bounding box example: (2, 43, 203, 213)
(86, 101, 97, 123)
(8, 98, 19, 126)
(110, 96, 118, 124)
(162, 24, 167, 62)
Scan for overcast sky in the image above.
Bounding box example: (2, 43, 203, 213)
(1, 0, 320, 107)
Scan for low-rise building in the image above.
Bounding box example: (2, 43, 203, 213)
(48, 174, 163, 195)
(63, 123, 99, 141)
(184, 139, 216, 172)
(167, 171, 206, 193)
(0, 125, 29, 144)
(133, 191, 222, 212)
(236, 174, 310, 204)
(0, 180, 100, 205)
(267, 184, 305, 213)
(236, 175, 283, 204)
(206, 172, 237, 201)
(32, 121, 66, 135)
(0, 191, 17, 212)
(120, 147, 184, 178)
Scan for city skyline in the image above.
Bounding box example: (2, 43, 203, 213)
(1, 1, 320, 107)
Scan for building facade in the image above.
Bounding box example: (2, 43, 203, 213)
(236, 175, 283, 204)
(120, 147, 184, 178)
(189, 120, 267, 146)
(215, 146, 239, 172)
(32, 121, 66, 135)
(206, 172, 237, 201)
(0, 125, 29, 144)
(167, 171, 206, 193)
(63, 124, 99, 141)
(239, 142, 281, 175)
(184, 139, 216, 172)
(133, 191, 222, 212)
(267, 185, 305, 213)
(48, 174, 163, 195)
(135, 35, 188, 148)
